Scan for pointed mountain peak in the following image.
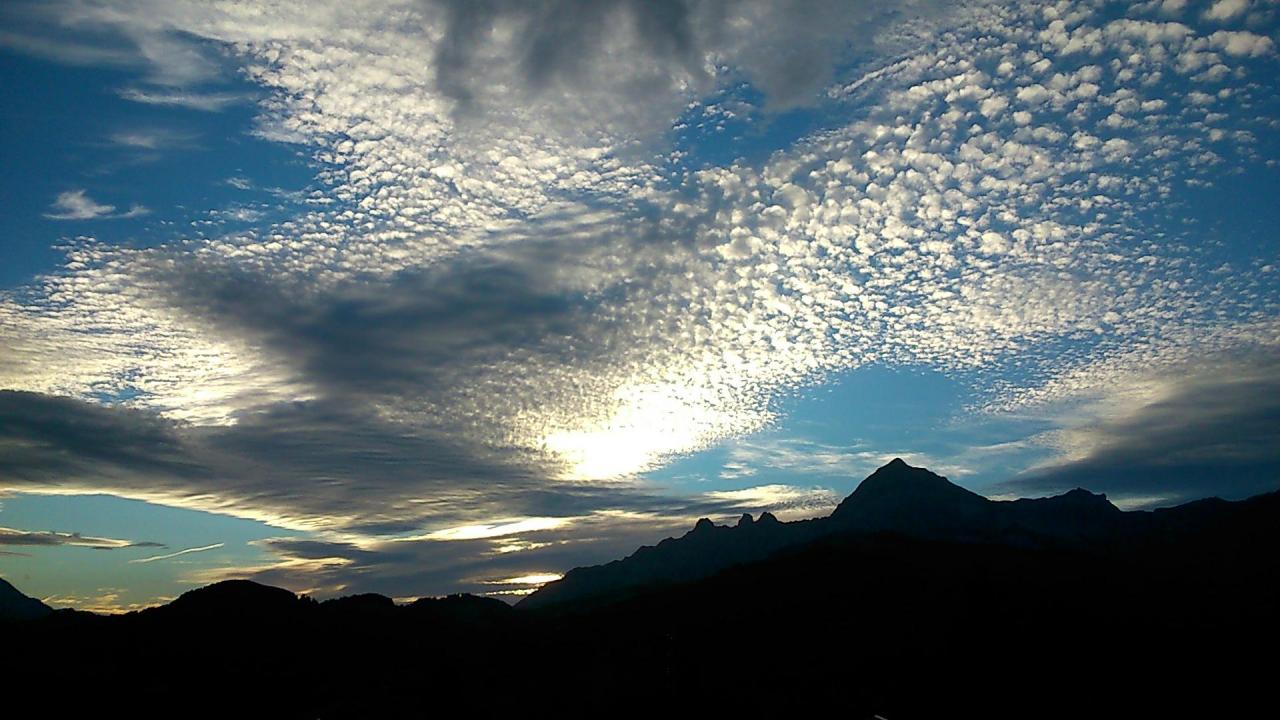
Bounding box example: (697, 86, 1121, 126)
(736, 513, 754, 527)
(692, 518, 716, 533)
(852, 458, 960, 495)
(757, 511, 779, 525)
(831, 459, 990, 524)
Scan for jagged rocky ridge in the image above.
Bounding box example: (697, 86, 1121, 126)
(519, 458, 1170, 609)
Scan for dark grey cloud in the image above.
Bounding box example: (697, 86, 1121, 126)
(427, 0, 944, 120)
(2, 222, 665, 530)
(432, 0, 711, 107)
(0, 390, 205, 487)
(0, 389, 551, 529)
(149, 247, 599, 399)
(0, 526, 163, 550)
(1004, 354, 1280, 505)
(243, 540, 627, 598)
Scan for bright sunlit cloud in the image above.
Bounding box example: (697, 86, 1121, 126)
(419, 518, 573, 542)
(487, 574, 563, 586)
(543, 382, 763, 481)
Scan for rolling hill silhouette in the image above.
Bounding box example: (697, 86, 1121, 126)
(4, 459, 1277, 718)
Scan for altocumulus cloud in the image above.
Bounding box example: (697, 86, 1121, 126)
(0, 0, 1277, 596)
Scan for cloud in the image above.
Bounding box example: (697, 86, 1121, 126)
(107, 128, 200, 150)
(1209, 29, 1274, 57)
(2, 0, 1278, 598)
(118, 87, 250, 112)
(488, 573, 562, 585)
(719, 436, 978, 498)
(1204, 0, 1249, 22)
(428, 0, 945, 124)
(0, 391, 206, 487)
(204, 205, 267, 223)
(999, 353, 1280, 505)
(0, 389, 550, 532)
(41, 588, 170, 613)
(182, 486, 790, 598)
(722, 438, 872, 479)
(129, 543, 224, 564)
(0, 526, 162, 550)
(43, 190, 115, 220)
(420, 518, 573, 542)
(0, 0, 224, 87)
(0, 28, 138, 68)
(702, 484, 838, 521)
(43, 190, 149, 220)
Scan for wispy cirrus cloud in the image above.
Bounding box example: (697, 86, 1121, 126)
(117, 87, 250, 112)
(0, 28, 139, 68)
(107, 127, 200, 150)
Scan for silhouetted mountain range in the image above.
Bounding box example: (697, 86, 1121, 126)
(4, 459, 1277, 718)
(520, 458, 1209, 609)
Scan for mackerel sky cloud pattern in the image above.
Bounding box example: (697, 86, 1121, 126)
(0, 0, 1277, 603)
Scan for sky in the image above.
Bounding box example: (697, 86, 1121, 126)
(1, 0, 1278, 611)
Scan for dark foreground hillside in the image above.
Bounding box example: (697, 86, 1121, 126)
(4, 461, 1277, 719)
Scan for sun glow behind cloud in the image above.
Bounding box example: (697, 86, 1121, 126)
(542, 382, 764, 480)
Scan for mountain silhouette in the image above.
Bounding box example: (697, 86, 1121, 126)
(522, 458, 1132, 609)
(0, 577, 51, 622)
(828, 456, 997, 535)
(3, 459, 1276, 718)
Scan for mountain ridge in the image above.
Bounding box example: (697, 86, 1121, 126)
(3, 459, 1277, 718)
(0, 577, 52, 622)
(518, 458, 1249, 609)
(8, 459, 1272, 619)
